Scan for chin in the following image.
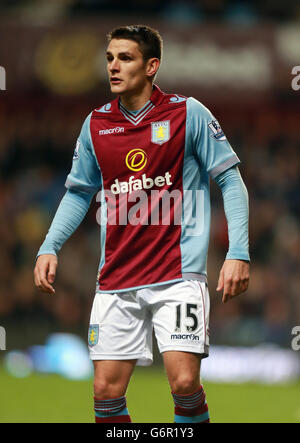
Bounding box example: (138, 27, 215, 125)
(110, 83, 127, 95)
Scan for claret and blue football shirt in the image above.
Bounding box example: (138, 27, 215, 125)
(63, 85, 243, 293)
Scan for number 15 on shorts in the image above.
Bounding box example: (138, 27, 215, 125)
(175, 303, 199, 333)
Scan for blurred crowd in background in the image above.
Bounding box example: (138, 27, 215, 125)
(0, 1, 299, 356)
(1, 0, 300, 24)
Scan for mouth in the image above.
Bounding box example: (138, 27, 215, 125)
(110, 77, 122, 85)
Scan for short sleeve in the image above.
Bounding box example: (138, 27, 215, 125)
(65, 113, 102, 194)
(186, 97, 240, 179)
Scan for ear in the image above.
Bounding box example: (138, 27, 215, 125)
(146, 58, 160, 79)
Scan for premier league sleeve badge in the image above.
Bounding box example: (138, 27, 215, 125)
(208, 120, 227, 141)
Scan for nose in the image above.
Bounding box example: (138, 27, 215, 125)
(109, 58, 120, 73)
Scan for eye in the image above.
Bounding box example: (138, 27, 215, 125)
(120, 55, 131, 61)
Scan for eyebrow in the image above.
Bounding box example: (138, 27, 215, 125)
(106, 51, 134, 57)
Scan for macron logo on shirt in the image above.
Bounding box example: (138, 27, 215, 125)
(99, 127, 125, 136)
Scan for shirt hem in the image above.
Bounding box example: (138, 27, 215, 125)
(96, 273, 207, 294)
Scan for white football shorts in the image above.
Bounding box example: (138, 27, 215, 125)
(88, 280, 210, 366)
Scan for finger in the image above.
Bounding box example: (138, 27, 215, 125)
(40, 276, 55, 294)
(225, 278, 247, 301)
(48, 260, 57, 284)
(35, 270, 51, 293)
(222, 279, 233, 303)
(38, 264, 55, 294)
(34, 267, 41, 288)
(222, 292, 229, 304)
(234, 276, 249, 295)
(231, 278, 242, 297)
(240, 279, 249, 294)
(216, 269, 224, 291)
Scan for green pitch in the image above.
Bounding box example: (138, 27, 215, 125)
(0, 366, 299, 423)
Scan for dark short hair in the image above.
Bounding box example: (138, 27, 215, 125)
(107, 25, 163, 62)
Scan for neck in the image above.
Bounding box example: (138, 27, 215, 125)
(119, 82, 153, 111)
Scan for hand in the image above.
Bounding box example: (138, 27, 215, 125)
(216, 259, 249, 304)
(34, 254, 58, 295)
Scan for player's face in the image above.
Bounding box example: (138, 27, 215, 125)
(106, 39, 149, 96)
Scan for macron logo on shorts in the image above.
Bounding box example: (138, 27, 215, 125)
(99, 127, 125, 136)
(171, 334, 200, 341)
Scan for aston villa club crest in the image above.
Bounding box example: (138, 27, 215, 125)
(151, 121, 170, 145)
(88, 324, 99, 347)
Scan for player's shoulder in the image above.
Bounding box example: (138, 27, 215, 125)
(93, 102, 114, 114)
(91, 96, 119, 119)
(162, 92, 213, 121)
(186, 97, 214, 121)
(160, 91, 188, 108)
